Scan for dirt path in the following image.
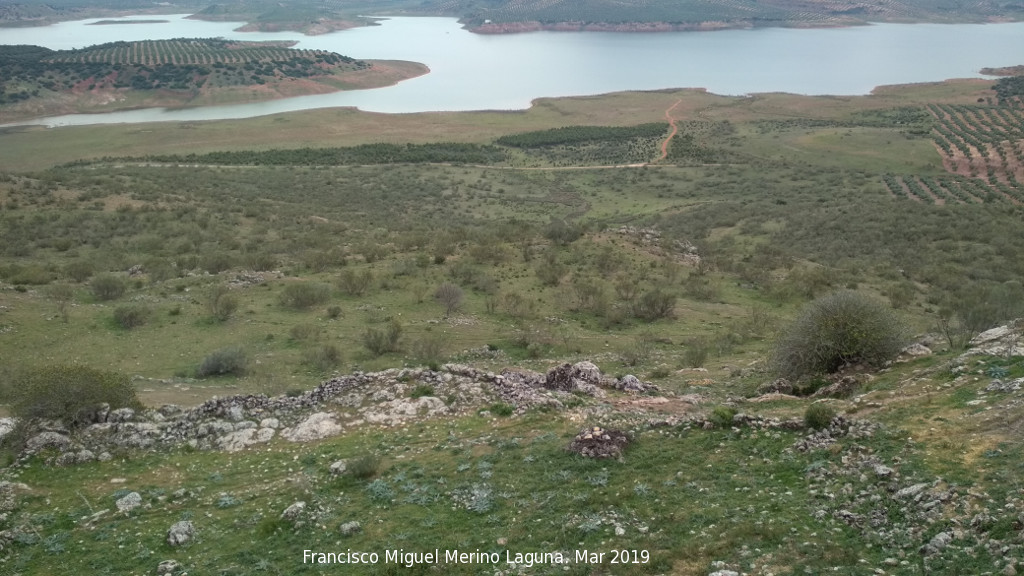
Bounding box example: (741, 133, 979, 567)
(657, 98, 683, 161)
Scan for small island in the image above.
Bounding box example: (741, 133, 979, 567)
(0, 39, 427, 121)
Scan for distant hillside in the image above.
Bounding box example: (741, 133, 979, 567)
(3, 0, 1024, 33)
(456, 0, 1024, 32)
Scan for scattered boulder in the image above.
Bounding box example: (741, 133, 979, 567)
(281, 501, 306, 522)
(166, 521, 195, 547)
(898, 343, 932, 361)
(329, 460, 348, 476)
(895, 483, 930, 499)
(920, 530, 954, 556)
(961, 321, 1024, 358)
(0, 418, 15, 442)
(616, 374, 654, 393)
(339, 521, 362, 536)
(108, 408, 136, 423)
(361, 396, 448, 426)
(568, 426, 629, 459)
(217, 428, 275, 452)
(757, 378, 793, 395)
(156, 559, 181, 575)
(25, 431, 71, 452)
(115, 492, 142, 513)
(986, 378, 1024, 393)
(281, 412, 341, 443)
(873, 465, 895, 479)
(811, 375, 859, 398)
(545, 361, 603, 395)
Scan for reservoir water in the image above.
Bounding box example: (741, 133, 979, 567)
(2, 15, 1024, 126)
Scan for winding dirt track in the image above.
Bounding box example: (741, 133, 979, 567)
(658, 98, 683, 161)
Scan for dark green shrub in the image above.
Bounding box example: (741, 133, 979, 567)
(709, 406, 737, 428)
(200, 252, 234, 274)
(682, 337, 710, 368)
(3, 264, 52, 285)
(362, 319, 402, 356)
(208, 285, 239, 322)
(7, 365, 141, 428)
(489, 402, 514, 417)
(90, 273, 126, 301)
(64, 260, 94, 283)
(279, 282, 332, 310)
(409, 384, 435, 399)
(632, 288, 676, 321)
(113, 305, 149, 329)
(771, 290, 907, 380)
(197, 346, 249, 377)
(337, 269, 373, 296)
(347, 455, 380, 479)
(303, 344, 342, 372)
(289, 323, 320, 342)
(410, 332, 448, 366)
(804, 403, 837, 430)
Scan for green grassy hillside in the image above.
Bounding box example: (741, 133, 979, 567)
(2, 77, 1024, 575)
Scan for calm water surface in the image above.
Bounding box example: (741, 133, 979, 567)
(2, 15, 1024, 126)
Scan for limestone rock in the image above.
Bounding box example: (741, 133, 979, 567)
(0, 418, 15, 442)
(108, 407, 136, 423)
(873, 465, 895, 479)
(811, 375, 859, 398)
(157, 559, 181, 574)
(361, 397, 448, 426)
(545, 362, 603, 394)
(116, 492, 142, 513)
(898, 343, 932, 361)
(329, 460, 348, 476)
(281, 501, 306, 522)
(339, 521, 362, 536)
(281, 412, 341, 442)
(895, 483, 929, 499)
(217, 428, 275, 452)
(26, 431, 71, 452)
(758, 378, 793, 395)
(166, 521, 195, 547)
(616, 374, 653, 393)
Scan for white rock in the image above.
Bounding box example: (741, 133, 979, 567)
(217, 428, 274, 452)
(281, 501, 306, 521)
(166, 521, 195, 547)
(116, 492, 142, 513)
(281, 412, 341, 442)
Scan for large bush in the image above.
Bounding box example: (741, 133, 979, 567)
(90, 273, 126, 301)
(197, 346, 249, 377)
(7, 365, 141, 428)
(279, 282, 332, 310)
(771, 290, 907, 380)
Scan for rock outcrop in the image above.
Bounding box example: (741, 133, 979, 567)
(6, 362, 651, 465)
